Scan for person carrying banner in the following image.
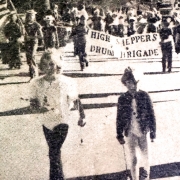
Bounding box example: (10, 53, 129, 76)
(24, 9, 44, 79)
(127, 16, 136, 37)
(30, 49, 86, 180)
(159, 21, 173, 72)
(116, 67, 156, 180)
(104, 11, 113, 34)
(89, 9, 104, 31)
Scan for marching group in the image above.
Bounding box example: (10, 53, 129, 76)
(2, 1, 179, 180)
(3, 1, 180, 75)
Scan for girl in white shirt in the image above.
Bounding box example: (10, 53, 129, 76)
(30, 49, 85, 180)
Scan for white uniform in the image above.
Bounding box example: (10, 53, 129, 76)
(30, 74, 78, 130)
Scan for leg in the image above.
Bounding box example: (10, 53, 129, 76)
(161, 50, 166, 72)
(79, 52, 85, 71)
(25, 42, 38, 78)
(10, 41, 21, 69)
(167, 48, 172, 72)
(43, 124, 69, 180)
(126, 134, 139, 180)
(138, 134, 149, 180)
(78, 42, 87, 71)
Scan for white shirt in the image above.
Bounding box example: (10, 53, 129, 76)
(77, 8, 89, 20)
(30, 74, 78, 130)
(130, 98, 142, 137)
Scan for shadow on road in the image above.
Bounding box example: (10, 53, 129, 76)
(144, 71, 179, 75)
(0, 106, 48, 116)
(0, 81, 28, 86)
(0, 68, 9, 71)
(82, 100, 175, 110)
(64, 73, 122, 78)
(79, 93, 122, 99)
(67, 162, 180, 180)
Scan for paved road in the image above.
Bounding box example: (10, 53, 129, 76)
(0, 43, 180, 180)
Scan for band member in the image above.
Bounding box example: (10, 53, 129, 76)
(4, 13, 22, 69)
(159, 21, 173, 72)
(116, 67, 156, 180)
(24, 9, 44, 79)
(42, 15, 59, 49)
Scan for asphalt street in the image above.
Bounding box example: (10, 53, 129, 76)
(0, 42, 180, 180)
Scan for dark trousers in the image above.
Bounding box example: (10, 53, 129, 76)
(43, 124, 69, 180)
(25, 41, 38, 78)
(77, 41, 88, 69)
(8, 40, 21, 68)
(161, 42, 172, 72)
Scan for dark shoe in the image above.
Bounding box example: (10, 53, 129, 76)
(29, 67, 35, 79)
(86, 62, 88, 67)
(168, 68, 171, 72)
(139, 168, 148, 180)
(15, 64, 21, 69)
(9, 64, 13, 69)
(81, 65, 84, 71)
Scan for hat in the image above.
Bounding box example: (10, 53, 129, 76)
(121, 67, 138, 85)
(129, 16, 136, 22)
(44, 15, 55, 21)
(26, 9, 37, 14)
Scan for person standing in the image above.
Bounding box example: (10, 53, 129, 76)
(24, 9, 44, 79)
(159, 21, 174, 72)
(116, 67, 156, 180)
(71, 15, 89, 71)
(104, 11, 113, 34)
(4, 13, 22, 69)
(30, 49, 86, 180)
(42, 15, 59, 49)
(127, 16, 136, 37)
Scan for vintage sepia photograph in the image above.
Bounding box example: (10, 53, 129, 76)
(0, 0, 180, 179)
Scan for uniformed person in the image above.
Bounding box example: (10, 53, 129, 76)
(24, 9, 44, 79)
(4, 13, 22, 69)
(116, 67, 156, 180)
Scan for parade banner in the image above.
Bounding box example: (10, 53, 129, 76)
(86, 29, 115, 58)
(86, 29, 162, 59)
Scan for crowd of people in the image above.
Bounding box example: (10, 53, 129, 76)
(2, 1, 180, 75)
(61, 1, 180, 72)
(1, 2, 180, 179)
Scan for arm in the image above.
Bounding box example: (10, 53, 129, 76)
(146, 93, 156, 140)
(54, 26, 59, 48)
(36, 23, 44, 42)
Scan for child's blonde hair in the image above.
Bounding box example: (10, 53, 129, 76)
(39, 49, 63, 73)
